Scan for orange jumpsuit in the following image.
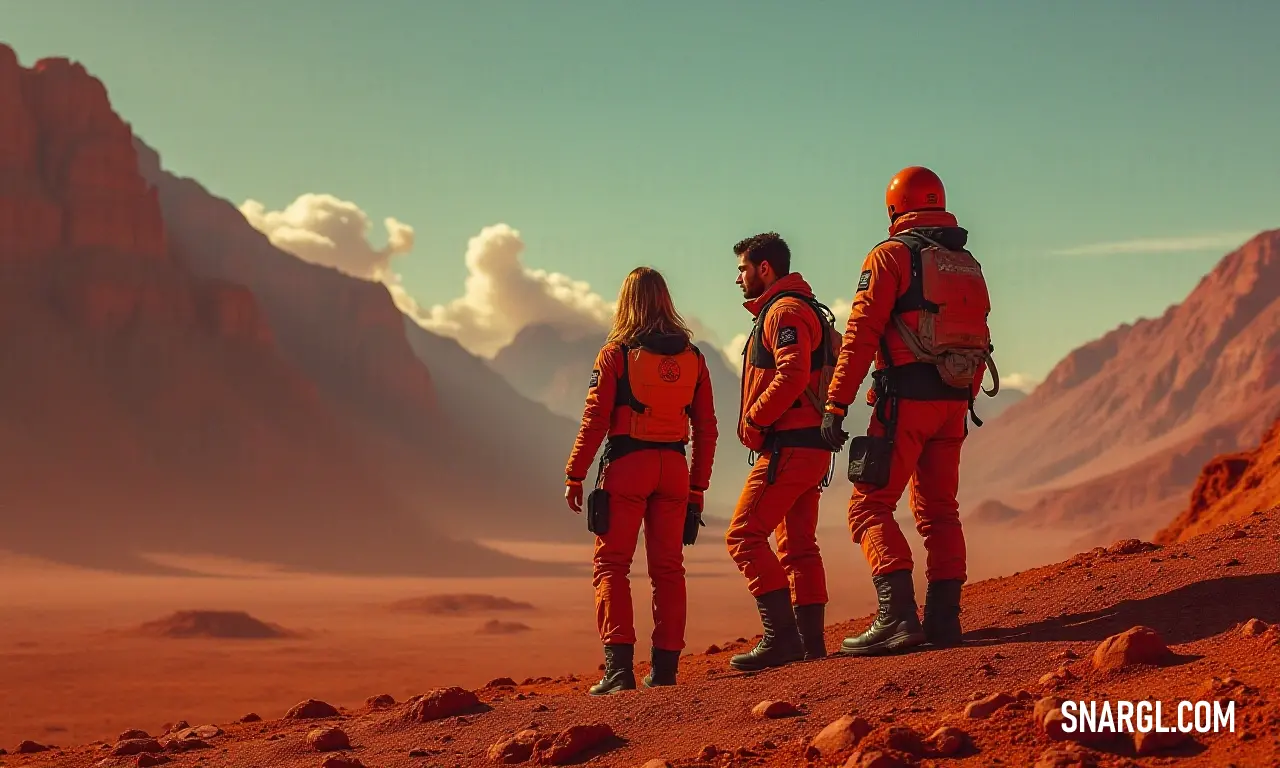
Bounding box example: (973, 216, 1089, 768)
(826, 210, 985, 583)
(727, 273, 832, 607)
(565, 335, 717, 652)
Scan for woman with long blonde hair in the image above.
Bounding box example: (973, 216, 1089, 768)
(564, 266, 719, 695)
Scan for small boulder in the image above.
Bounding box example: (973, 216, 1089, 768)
(172, 725, 222, 741)
(405, 687, 481, 722)
(963, 692, 1016, 719)
(113, 739, 164, 757)
(1034, 744, 1099, 768)
(533, 723, 616, 765)
(119, 729, 151, 741)
(1133, 729, 1190, 756)
(164, 721, 190, 733)
(842, 749, 913, 768)
(751, 700, 799, 719)
(705, 644, 722, 654)
(365, 694, 396, 709)
(1092, 626, 1172, 672)
(164, 738, 210, 753)
(488, 729, 538, 764)
(927, 726, 968, 756)
(1034, 696, 1067, 729)
(308, 727, 350, 752)
(137, 755, 171, 767)
(811, 715, 873, 756)
(862, 726, 925, 757)
(486, 677, 518, 688)
(1241, 618, 1269, 637)
(285, 699, 341, 719)
(17, 741, 51, 754)
(321, 758, 366, 768)
(240, 712, 262, 723)
(1040, 666, 1078, 688)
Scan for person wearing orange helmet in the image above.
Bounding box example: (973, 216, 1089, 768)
(565, 266, 719, 694)
(820, 166, 999, 656)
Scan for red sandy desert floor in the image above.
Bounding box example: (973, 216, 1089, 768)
(4, 512, 1280, 767)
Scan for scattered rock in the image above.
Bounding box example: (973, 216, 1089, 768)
(163, 738, 209, 753)
(1040, 666, 1078, 688)
(842, 748, 914, 768)
(308, 727, 350, 752)
(172, 725, 221, 741)
(639, 761, 673, 768)
(1106, 539, 1158, 555)
(811, 715, 873, 756)
(1241, 618, 1269, 637)
(752, 700, 799, 719)
(532, 723, 616, 765)
(321, 757, 365, 768)
(404, 687, 481, 722)
(964, 692, 1016, 719)
(1133, 729, 1190, 756)
(285, 699, 341, 719)
(1035, 696, 1067, 728)
(240, 713, 262, 723)
(1014, 689, 1035, 701)
(488, 729, 538, 764)
(17, 740, 51, 753)
(705, 644, 722, 654)
(118, 730, 151, 741)
(1218, 558, 1242, 567)
(365, 694, 396, 709)
(486, 678, 518, 689)
(1056, 649, 1079, 661)
(863, 726, 924, 756)
(1034, 744, 1099, 768)
(137, 755, 171, 767)
(1092, 626, 1172, 672)
(1226, 528, 1248, 540)
(928, 726, 968, 757)
(113, 739, 164, 756)
(165, 721, 190, 733)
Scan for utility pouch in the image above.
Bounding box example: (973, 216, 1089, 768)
(586, 488, 611, 536)
(847, 435, 893, 488)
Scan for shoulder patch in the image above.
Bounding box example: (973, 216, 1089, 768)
(589, 369, 600, 388)
(857, 269, 872, 292)
(777, 326, 798, 348)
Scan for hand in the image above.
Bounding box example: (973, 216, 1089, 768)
(565, 480, 584, 514)
(742, 418, 766, 452)
(683, 489, 706, 546)
(821, 411, 849, 451)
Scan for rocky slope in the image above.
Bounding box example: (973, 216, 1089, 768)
(12, 510, 1280, 767)
(0, 44, 565, 574)
(1156, 416, 1280, 544)
(962, 229, 1280, 546)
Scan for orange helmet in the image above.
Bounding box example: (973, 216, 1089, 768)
(885, 166, 946, 220)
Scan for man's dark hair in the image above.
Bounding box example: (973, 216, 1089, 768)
(733, 232, 791, 277)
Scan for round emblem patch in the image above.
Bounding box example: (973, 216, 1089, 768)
(658, 357, 682, 383)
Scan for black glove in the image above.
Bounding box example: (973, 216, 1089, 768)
(683, 489, 706, 546)
(820, 410, 849, 451)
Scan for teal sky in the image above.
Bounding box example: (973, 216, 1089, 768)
(5, 1, 1278, 382)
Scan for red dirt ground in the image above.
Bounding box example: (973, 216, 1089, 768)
(7, 511, 1279, 768)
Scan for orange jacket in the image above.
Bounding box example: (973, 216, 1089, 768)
(827, 210, 989, 408)
(738, 273, 826, 449)
(565, 335, 718, 490)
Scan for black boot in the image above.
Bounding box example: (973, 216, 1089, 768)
(840, 570, 926, 656)
(730, 588, 805, 672)
(588, 644, 636, 695)
(923, 579, 964, 647)
(794, 603, 827, 660)
(642, 648, 680, 687)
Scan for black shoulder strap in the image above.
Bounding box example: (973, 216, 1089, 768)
(750, 291, 826, 370)
(884, 232, 938, 314)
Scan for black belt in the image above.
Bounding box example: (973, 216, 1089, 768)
(604, 435, 687, 462)
(762, 426, 829, 452)
(874, 363, 970, 401)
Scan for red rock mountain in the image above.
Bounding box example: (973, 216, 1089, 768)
(961, 229, 1280, 546)
(1156, 416, 1280, 543)
(0, 45, 574, 574)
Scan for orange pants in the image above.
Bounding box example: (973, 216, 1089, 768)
(846, 399, 968, 582)
(592, 448, 689, 651)
(726, 447, 830, 605)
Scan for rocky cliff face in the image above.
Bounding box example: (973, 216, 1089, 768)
(1156, 417, 1280, 543)
(0, 44, 562, 575)
(960, 229, 1280, 546)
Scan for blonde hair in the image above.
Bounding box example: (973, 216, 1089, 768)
(605, 267, 693, 346)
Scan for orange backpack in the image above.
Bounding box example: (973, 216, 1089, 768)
(615, 343, 702, 443)
(886, 230, 1000, 400)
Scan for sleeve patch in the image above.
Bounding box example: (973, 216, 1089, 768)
(857, 269, 872, 292)
(589, 369, 600, 388)
(776, 326, 798, 348)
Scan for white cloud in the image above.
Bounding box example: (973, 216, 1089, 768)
(1000, 372, 1040, 392)
(414, 223, 615, 358)
(1051, 231, 1254, 258)
(239, 194, 414, 280)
